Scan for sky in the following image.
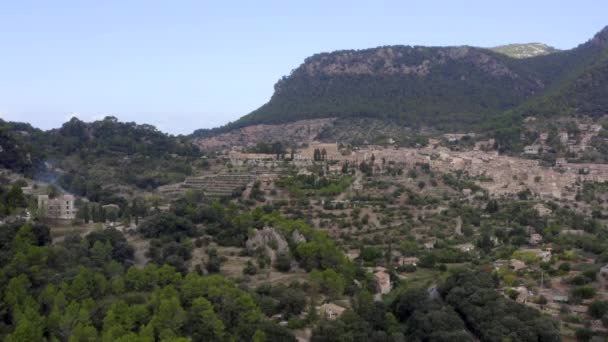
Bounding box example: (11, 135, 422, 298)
(0, 1, 607, 135)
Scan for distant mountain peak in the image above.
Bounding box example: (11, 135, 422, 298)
(490, 43, 560, 59)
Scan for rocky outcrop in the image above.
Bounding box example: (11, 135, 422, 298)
(246, 227, 289, 262)
(291, 229, 307, 244)
(298, 46, 522, 80)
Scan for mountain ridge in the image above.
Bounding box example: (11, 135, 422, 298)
(197, 26, 608, 137)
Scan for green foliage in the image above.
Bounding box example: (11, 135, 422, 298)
(443, 269, 561, 342)
(0, 223, 294, 341)
(0, 122, 43, 175)
(570, 285, 596, 301)
(138, 212, 196, 239)
(276, 174, 352, 198)
(218, 46, 547, 132)
(311, 269, 346, 299)
(274, 252, 292, 272)
(589, 300, 608, 319)
(187, 296, 226, 341)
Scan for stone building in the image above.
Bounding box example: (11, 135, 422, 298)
(38, 194, 76, 220)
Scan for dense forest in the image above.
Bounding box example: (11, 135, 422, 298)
(0, 181, 562, 341)
(0, 117, 199, 202)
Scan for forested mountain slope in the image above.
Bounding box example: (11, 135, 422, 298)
(207, 26, 608, 135)
(0, 117, 199, 201)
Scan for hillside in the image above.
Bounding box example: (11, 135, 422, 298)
(0, 120, 43, 176)
(490, 43, 559, 58)
(520, 26, 608, 118)
(225, 46, 546, 131)
(206, 26, 608, 136)
(0, 117, 199, 202)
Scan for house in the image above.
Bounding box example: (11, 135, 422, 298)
(397, 256, 419, 267)
(317, 303, 346, 320)
(523, 145, 541, 155)
(533, 203, 552, 217)
(455, 243, 475, 253)
(374, 271, 392, 295)
(346, 249, 360, 261)
(510, 259, 527, 272)
(38, 194, 76, 220)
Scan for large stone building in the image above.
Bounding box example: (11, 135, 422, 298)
(38, 194, 76, 220)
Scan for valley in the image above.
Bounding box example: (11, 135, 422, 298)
(3, 24, 608, 342)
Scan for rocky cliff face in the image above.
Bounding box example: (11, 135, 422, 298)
(297, 46, 518, 78)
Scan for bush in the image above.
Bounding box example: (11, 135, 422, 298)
(571, 286, 596, 301)
(589, 300, 608, 319)
(287, 318, 306, 329)
(243, 260, 257, 275)
(397, 264, 417, 273)
(575, 328, 593, 342)
(274, 253, 292, 273)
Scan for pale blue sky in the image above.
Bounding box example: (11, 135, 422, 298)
(0, 1, 606, 134)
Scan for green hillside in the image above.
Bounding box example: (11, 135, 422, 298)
(0, 117, 199, 202)
(205, 26, 608, 135)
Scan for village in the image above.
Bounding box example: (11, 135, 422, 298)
(5, 121, 608, 340)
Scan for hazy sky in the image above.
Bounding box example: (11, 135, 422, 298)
(1, 1, 607, 134)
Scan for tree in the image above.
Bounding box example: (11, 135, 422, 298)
(80, 203, 90, 223)
(150, 296, 186, 340)
(311, 269, 345, 299)
(4, 306, 45, 342)
(187, 297, 226, 341)
(589, 300, 608, 319)
(47, 184, 60, 198)
(91, 240, 112, 266)
(5, 184, 26, 211)
(575, 328, 593, 342)
(274, 253, 292, 272)
(485, 199, 499, 213)
(243, 260, 258, 275)
(253, 329, 267, 342)
(69, 268, 92, 301)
